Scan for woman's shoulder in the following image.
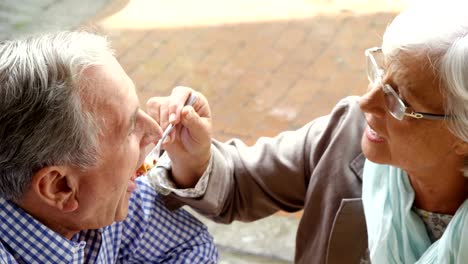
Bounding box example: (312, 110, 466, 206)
(332, 96, 363, 117)
(305, 96, 365, 136)
(300, 96, 365, 167)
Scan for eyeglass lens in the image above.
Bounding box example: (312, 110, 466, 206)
(366, 54, 405, 120)
(383, 86, 405, 120)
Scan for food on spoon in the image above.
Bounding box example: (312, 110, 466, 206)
(136, 159, 156, 176)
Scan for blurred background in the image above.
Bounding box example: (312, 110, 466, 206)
(1, 0, 407, 262)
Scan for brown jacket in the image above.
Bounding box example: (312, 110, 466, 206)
(164, 96, 368, 264)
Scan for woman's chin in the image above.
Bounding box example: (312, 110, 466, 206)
(361, 136, 390, 165)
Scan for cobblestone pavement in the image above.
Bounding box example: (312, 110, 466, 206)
(2, 0, 407, 262)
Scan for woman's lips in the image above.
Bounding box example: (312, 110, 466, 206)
(365, 126, 385, 143)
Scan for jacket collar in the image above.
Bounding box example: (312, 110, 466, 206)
(349, 152, 365, 181)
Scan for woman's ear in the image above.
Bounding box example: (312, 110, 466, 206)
(454, 141, 468, 156)
(31, 166, 79, 213)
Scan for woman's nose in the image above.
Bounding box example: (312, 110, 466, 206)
(358, 82, 386, 118)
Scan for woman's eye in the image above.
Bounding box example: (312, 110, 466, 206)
(393, 87, 413, 107)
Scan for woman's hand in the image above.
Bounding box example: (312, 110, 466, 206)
(146, 86, 212, 188)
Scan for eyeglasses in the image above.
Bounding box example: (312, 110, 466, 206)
(365, 47, 449, 121)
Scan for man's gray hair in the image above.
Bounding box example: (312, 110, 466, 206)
(381, 0, 468, 176)
(0, 31, 114, 200)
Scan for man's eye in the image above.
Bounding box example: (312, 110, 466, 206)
(128, 123, 137, 136)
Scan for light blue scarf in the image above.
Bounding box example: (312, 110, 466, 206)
(362, 160, 468, 263)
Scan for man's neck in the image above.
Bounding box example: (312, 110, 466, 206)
(16, 193, 78, 239)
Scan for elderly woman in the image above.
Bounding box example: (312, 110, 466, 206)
(146, 1, 468, 263)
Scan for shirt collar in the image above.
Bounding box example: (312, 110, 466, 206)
(0, 198, 84, 263)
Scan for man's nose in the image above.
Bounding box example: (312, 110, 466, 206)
(141, 112, 162, 147)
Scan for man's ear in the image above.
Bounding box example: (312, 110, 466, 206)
(31, 166, 79, 213)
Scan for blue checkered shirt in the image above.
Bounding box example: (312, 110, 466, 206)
(0, 177, 218, 263)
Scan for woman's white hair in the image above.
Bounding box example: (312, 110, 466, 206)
(382, 0, 468, 175)
(0, 31, 114, 201)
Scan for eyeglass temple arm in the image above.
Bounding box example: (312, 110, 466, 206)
(405, 112, 449, 120)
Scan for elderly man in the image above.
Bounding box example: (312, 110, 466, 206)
(0, 31, 217, 263)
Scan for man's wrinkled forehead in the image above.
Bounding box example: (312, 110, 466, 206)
(78, 61, 133, 140)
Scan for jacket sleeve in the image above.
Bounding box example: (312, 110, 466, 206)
(163, 96, 363, 223)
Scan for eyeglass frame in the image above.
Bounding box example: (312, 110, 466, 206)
(364, 47, 449, 121)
